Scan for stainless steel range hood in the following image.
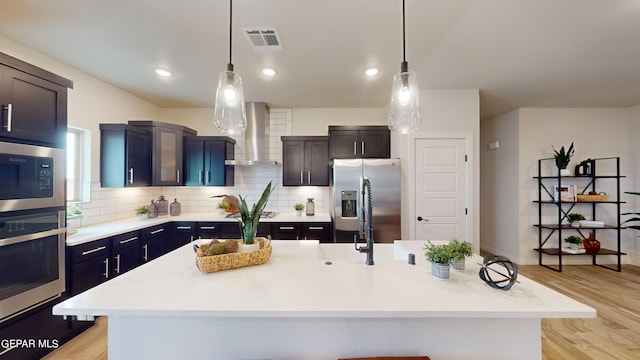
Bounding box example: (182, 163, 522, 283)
(225, 102, 280, 166)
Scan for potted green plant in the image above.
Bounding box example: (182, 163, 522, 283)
(423, 241, 455, 279)
(564, 235, 583, 250)
(294, 203, 304, 216)
(224, 181, 275, 251)
(217, 201, 229, 215)
(135, 205, 150, 220)
(552, 142, 574, 176)
(448, 240, 473, 270)
(566, 212, 585, 227)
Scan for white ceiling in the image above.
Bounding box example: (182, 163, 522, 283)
(1, 0, 640, 120)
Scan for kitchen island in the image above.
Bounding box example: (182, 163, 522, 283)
(53, 240, 595, 359)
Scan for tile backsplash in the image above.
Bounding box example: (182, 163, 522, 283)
(69, 108, 330, 229)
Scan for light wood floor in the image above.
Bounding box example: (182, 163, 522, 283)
(42, 265, 640, 360)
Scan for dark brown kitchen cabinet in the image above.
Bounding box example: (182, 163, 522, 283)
(111, 231, 141, 277)
(128, 121, 197, 186)
(328, 126, 390, 159)
(169, 221, 197, 251)
(281, 136, 329, 186)
(272, 223, 301, 240)
(68, 238, 111, 296)
(139, 224, 168, 263)
(301, 223, 332, 243)
(0, 52, 72, 148)
(197, 222, 220, 239)
(184, 136, 235, 186)
(218, 222, 271, 239)
(100, 124, 151, 187)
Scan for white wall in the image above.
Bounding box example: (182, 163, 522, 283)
(482, 106, 639, 265)
(291, 108, 386, 135)
(480, 109, 520, 260)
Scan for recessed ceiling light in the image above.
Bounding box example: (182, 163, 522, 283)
(155, 68, 172, 77)
(262, 68, 277, 76)
(364, 68, 379, 76)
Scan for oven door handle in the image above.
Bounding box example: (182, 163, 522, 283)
(0, 228, 67, 247)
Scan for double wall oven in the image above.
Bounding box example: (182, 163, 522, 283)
(0, 141, 66, 323)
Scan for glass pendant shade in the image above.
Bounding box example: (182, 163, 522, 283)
(213, 69, 247, 135)
(388, 69, 422, 134)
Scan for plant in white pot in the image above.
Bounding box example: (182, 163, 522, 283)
(424, 241, 455, 280)
(216, 201, 229, 215)
(294, 203, 304, 216)
(566, 212, 585, 227)
(564, 235, 583, 250)
(449, 240, 473, 271)
(552, 142, 574, 176)
(135, 205, 150, 220)
(224, 181, 275, 252)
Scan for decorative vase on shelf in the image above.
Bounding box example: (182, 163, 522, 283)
(306, 198, 315, 216)
(559, 168, 570, 177)
(583, 233, 601, 254)
(569, 243, 580, 250)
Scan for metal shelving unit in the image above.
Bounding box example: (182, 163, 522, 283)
(533, 156, 626, 272)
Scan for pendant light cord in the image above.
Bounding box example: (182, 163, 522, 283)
(228, 0, 234, 70)
(402, 0, 406, 64)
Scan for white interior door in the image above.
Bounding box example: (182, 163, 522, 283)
(414, 138, 467, 242)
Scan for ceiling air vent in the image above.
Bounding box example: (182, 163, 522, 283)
(242, 27, 283, 51)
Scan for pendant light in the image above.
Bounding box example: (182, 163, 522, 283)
(388, 0, 422, 134)
(213, 0, 247, 135)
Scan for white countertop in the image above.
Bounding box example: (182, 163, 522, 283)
(54, 240, 596, 320)
(66, 212, 331, 246)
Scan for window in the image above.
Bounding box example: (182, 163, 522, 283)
(66, 127, 91, 203)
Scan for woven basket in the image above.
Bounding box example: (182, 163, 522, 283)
(577, 193, 609, 202)
(195, 239, 272, 273)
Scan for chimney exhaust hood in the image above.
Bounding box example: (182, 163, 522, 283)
(225, 102, 280, 166)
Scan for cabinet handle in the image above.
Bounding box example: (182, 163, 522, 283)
(307, 171, 311, 184)
(199, 170, 204, 184)
(207, 171, 211, 184)
(114, 254, 121, 274)
(279, 226, 295, 230)
(200, 226, 216, 230)
(2, 103, 12, 132)
(150, 228, 165, 235)
(361, 141, 365, 155)
(176, 226, 192, 230)
(81, 246, 107, 256)
(300, 170, 303, 184)
(308, 226, 324, 230)
(103, 257, 110, 279)
(120, 236, 138, 244)
(353, 141, 357, 155)
(129, 168, 134, 184)
(177, 170, 180, 184)
(143, 244, 148, 261)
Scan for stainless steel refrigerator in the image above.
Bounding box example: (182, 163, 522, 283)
(330, 158, 401, 243)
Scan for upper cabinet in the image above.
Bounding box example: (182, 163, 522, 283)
(100, 124, 151, 187)
(128, 121, 197, 186)
(328, 126, 390, 159)
(281, 136, 329, 186)
(0, 52, 73, 148)
(183, 136, 235, 186)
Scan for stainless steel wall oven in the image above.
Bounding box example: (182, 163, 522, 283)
(0, 141, 66, 323)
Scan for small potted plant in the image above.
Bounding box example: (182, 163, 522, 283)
(224, 181, 275, 252)
(423, 241, 455, 279)
(135, 206, 150, 220)
(294, 203, 304, 216)
(566, 212, 585, 227)
(448, 240, 473, 271)
(552, 142, 574, 176)
(217, 201, 229, 215)
(564, 235, 583, 250)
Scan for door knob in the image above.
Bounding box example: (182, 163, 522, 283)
(417, 216, 428, 222)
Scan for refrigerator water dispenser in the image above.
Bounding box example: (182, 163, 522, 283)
(341, 190, 357, 218)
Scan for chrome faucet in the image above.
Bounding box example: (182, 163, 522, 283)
(354, 177, 374, 265)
